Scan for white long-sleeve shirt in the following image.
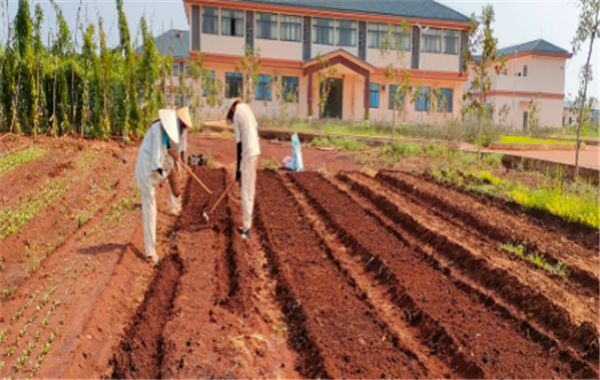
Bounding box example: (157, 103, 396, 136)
(135, 121, 167, 192)
(233, 104, 261, 159)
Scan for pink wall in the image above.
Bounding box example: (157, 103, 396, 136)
(421, 52, 459, 72)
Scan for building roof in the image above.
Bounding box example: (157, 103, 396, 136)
(239, 0, 471, 23)
(496, 39, 571, 57)
(136, 29, 189, 58)
(472, 39, 571, 62)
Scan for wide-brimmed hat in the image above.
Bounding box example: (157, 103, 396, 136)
(225, 98, 242, 119)
(176, 106, 192, 129)
(159, 109, 179, 144)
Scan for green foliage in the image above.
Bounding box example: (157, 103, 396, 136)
(0, 147, 47, 175)
(311, 137, 369, 151)
(500, 243, 568, 277)
(235, 47, 262, 103)
(262, 158, 279, 171)
(431, 168, 599, 230)
(462, 5, 506, 156)
(0, 178, 69, 239)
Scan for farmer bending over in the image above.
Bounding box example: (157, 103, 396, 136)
(226, 98, 260, 240)
(134, 109, 179, 264)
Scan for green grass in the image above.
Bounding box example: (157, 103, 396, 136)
(430, 168, 599, 230)
(500, 136, 561, 144)
(0, 147, 48, 176)
(262, 158, 279, 171)
(500, 243, 568, 277)
(0, 178, 70, 239)
(310, 136, 370, 151)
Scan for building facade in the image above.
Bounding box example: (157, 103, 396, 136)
(182, 0, 472, 122)
(467, 39, 572, 129)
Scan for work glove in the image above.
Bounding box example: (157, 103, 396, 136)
(236, 142, 242, 182)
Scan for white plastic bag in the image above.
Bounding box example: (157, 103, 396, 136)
(282, 156, 295, 171)
(291, 133, 304, 172)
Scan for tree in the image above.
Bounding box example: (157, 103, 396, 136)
(137, 17, 162, 136)
(462, 5, 506, 158)
(13, 0, 35, 135)
(98, 17, 110, 139)
(571, 0, 600, 178)
(50, 0, 72, 136)
(526, 93, 542, 133)
(32, 4, 44, 139)
(380, 19, 411, 143)
(315, 53, 337, 121)
(80, 24, 96, 138)
(235, 47, 262, 103)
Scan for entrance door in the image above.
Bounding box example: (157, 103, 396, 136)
(323, 78, 343, 119)
(523, 111, 529, 132)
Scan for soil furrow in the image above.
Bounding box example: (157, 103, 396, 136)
(111, 252, 182, 379)
(377, 170, 599, 293)
(279, 173, 458, 379)
(340, 171, 600, 362)
(255, 170, 424, 379)
(290, 171, 597, 379)
(160, 168, 299, 379)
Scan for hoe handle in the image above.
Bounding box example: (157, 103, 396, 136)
(209, 181, 236, 214)
(168, 150, 212, 195)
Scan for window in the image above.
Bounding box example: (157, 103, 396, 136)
(172, 62, 179, 77)
(280, 15, 301, 41)
(569, 117, 573, 124)
(438, 88, 453, 112)
(388, 85, 407, 110)
(523, 65, 528, 77)
(562, 117, 565, 126)
(226, 72, 243, 98)
(390, 25, 410, 51)
(369, 83, 380, 108)
(202, 71, 215, 97)
(313, 18, 333, 45)
(336, 20, 357, 47)
(421, 28, 441, 53)
(202, 6, 218, 34)
(257, 12, 278, 40)
(255, 75, 272, 101)
(221, 9, 243, 36)
(368, 22, 387, 49)
(443, 30, 459, 55)
(282, 76, 299, 102)
(415, 87, 431, 111)
(180, 62, 185, 74)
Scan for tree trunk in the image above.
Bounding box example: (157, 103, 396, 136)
(478, 68, 484, 159)
(10, 72, 21, 134)
(575, 20, 598, 179)
(35, 56, 39, 140)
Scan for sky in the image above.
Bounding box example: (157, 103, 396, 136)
(1, 0, 599, 101)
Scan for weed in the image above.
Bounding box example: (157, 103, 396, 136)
(0, 329, 7, 342)
(262, 158, 279, 171)
(0, 147, 48, 176)
(2, 285, 17, 301)
(7, 345, 14, 357)
(501, 243, 568, 277)
(78, 212, 92, 228)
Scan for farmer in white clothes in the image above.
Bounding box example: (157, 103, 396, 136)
(226, 98, 260, 240)
(134, 109, 179, 264)
(166, 106, 191, 216)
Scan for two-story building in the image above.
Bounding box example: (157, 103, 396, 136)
(468, 39, 572, 129)
(182, 0, 471, 122)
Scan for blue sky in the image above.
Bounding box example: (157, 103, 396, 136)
(2, 0, 599, 101)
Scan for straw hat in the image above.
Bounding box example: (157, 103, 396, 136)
(225, 98, 242, 119)
(176, 106, 192, 129)
(159, 109, 179, 144)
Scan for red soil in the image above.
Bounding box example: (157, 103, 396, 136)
(0, 133, 598, 379)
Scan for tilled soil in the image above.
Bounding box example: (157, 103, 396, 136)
(1, 134, 598, 379)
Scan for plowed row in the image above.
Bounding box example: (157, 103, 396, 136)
(3, 136, 598, 379)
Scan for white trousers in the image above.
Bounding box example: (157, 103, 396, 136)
(241, 155, 258, 231)
(140, 186, 157, 257)
(167, 155, 182, 215)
